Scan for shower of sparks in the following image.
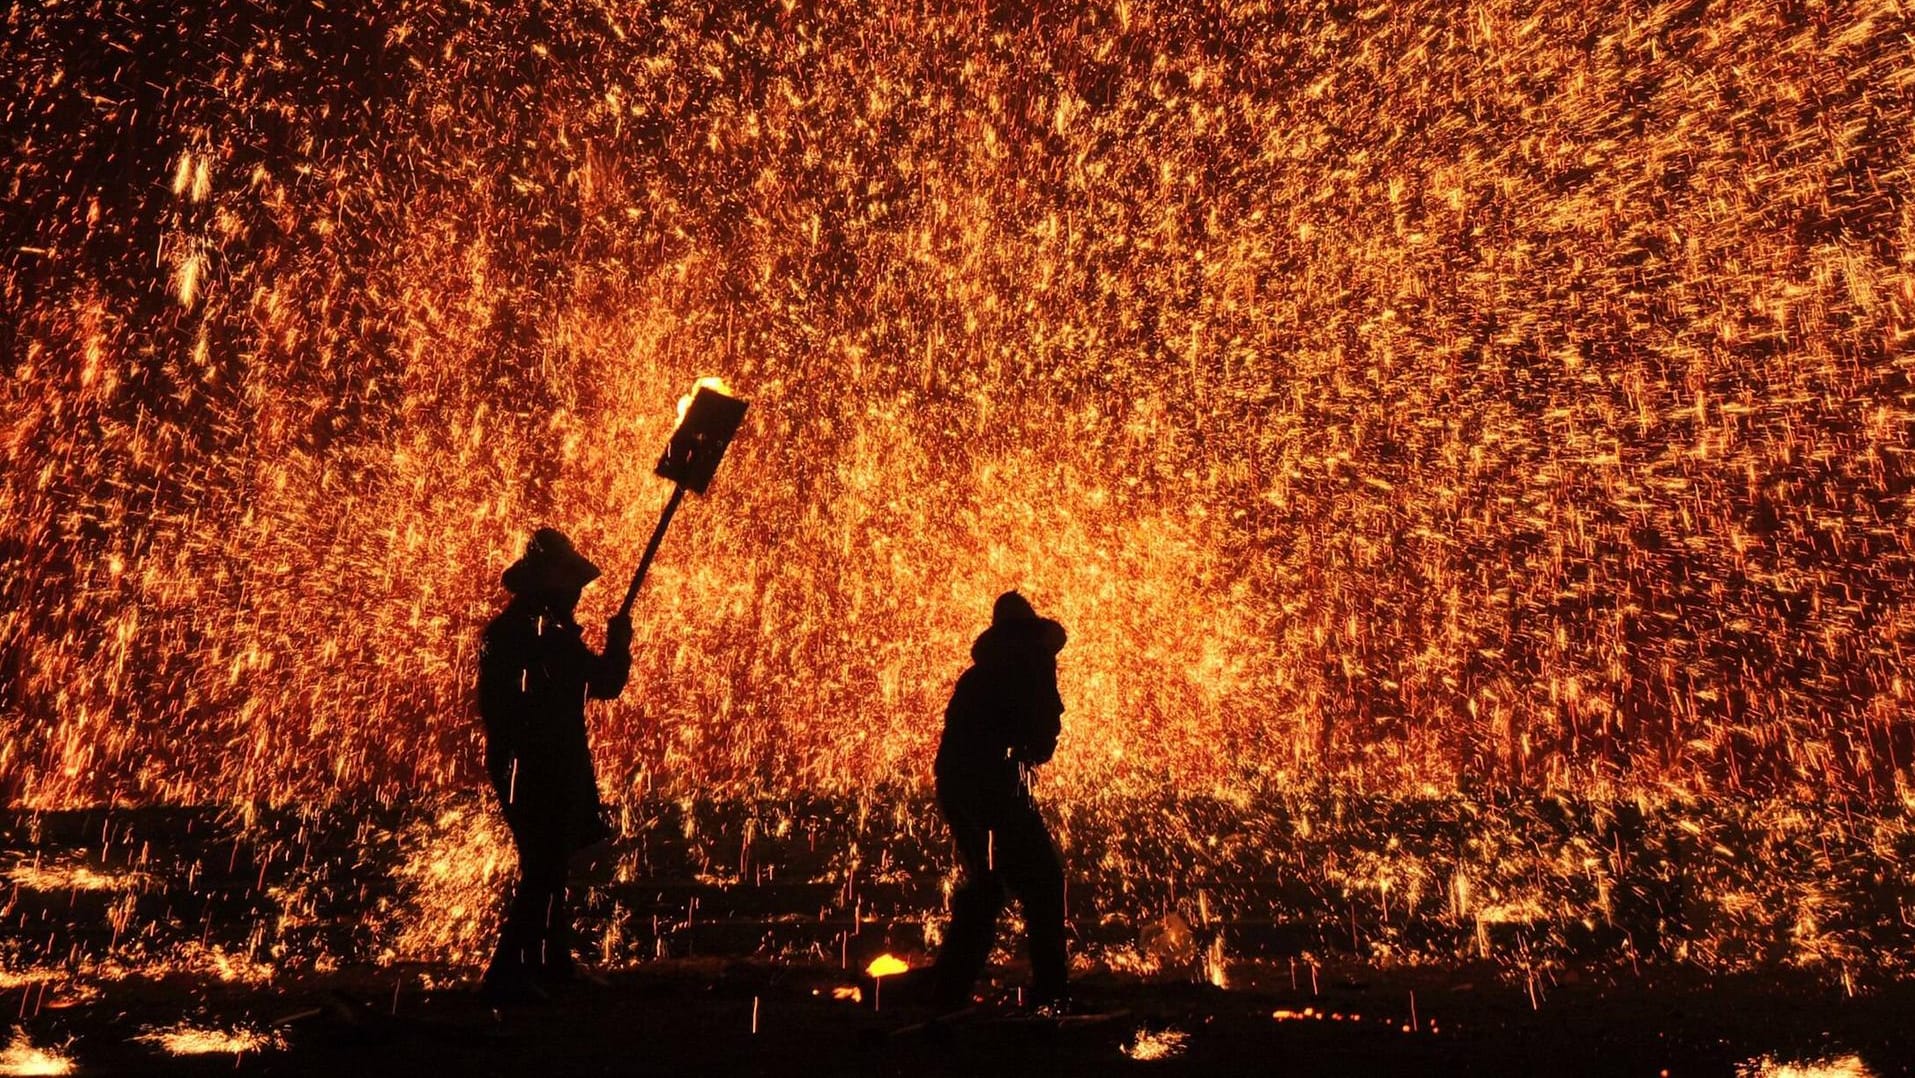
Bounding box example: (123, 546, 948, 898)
(1, 0, 1912, 822)
(0, 1035, 74, 1078)
(133, 1023, 286, 1057)
(6, 861, 146, 893)
(1738, 1055, 1878, 1078)
(1122, 1027, 1190, 1061)
(1203, 932, 1229, 987)
(374, 803, 514, 966)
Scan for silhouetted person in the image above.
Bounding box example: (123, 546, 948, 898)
(931, 591, 1070, 1011)
(476, 528, 632, 1003)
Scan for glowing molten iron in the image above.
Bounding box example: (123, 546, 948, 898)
(0, 0, 1910, 809)
(675, 376, 735, 427)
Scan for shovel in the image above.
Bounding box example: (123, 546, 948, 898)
(615, 381, 749, 620)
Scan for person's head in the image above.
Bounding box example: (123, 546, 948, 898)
(501, 528, 601, 615)
(543, 584, 585, 618)
(985, 589, 1066, 656)
(992, 590, 1039, 625)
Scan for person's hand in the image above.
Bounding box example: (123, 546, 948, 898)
(606, 613, 634, 652)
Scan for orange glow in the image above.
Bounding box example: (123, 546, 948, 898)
(0, 1034, 74, 1077)
(6, 862, 146, 893)
(864, 953, 909, 978)
(135, 1024, 286, 1056)
(674, 376, 737, 427)
(1, 0, 1911, 836)
(1738, 1056, 1877, 1078)
(1121, 1028, 1188, 1061)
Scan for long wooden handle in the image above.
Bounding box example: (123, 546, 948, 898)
(617, 483, 687, 619)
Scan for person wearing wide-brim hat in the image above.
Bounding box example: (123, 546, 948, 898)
(477, 527, 633, 1003)
(930, 590, 1072, 1013)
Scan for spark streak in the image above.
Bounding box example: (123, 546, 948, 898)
(1, 0, 1911, 865)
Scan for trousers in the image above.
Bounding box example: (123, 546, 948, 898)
(931, 780, 1068, 1006)
(484, 796, 576, 984)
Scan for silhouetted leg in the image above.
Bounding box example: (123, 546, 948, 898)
(486, 802, 567, 988)
(997, 802, 1068, 1005)
(539, 866, 575, 977)
(932, 791, 1006, 1008)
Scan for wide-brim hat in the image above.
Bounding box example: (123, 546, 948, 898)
(501, 527, 602, 595)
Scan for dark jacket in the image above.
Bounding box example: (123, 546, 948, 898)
(935, 617, 1066, 800)
(477, 598, 630, 844)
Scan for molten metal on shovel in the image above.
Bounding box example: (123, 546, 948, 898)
(615, 380, 749, 619)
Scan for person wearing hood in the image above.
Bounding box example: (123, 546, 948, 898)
(476, 527, 633, 1002)
(930, 590, 1071, 1012)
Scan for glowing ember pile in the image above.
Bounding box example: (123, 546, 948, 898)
(0, 1034, 74, 1078)
(2, 1, 1911, 812)
(1122, 1027, 1189, 1061)
(5, 860, 146, 893)
(864, 952, 910, 978)
(133, 1022, 286, 1057)
(1738, 1054, 1878, 1078)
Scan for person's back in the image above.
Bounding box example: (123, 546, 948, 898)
(935, 600, 1065, 797)
(479, 596, 622, 827)
(930, 590, 1070, 1012)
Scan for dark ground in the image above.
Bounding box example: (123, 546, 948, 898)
(8, 958, 1912, 1076)
(5, 800, 1913, 1074)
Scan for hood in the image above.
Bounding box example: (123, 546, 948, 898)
(970, 616, 1067, 665)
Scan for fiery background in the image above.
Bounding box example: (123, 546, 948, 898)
(3, 0, 1912, 809)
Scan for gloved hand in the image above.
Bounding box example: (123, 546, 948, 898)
(606, 613, 634, 653)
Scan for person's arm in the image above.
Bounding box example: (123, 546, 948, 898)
(587, 613, 634, 699)
(1014, 656, 1064, 766)
(476, 626, 527, 728)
